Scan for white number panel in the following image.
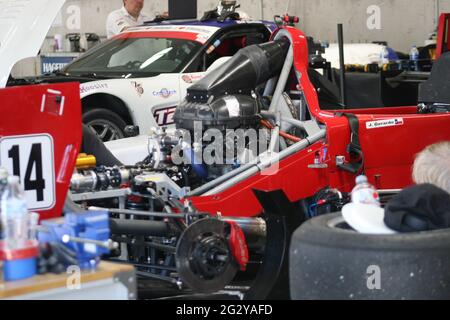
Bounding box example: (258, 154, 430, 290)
(0, 134, 56, 211)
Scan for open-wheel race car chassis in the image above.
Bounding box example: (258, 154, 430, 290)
(2, 22, 450, 299)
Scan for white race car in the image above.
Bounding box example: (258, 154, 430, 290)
(9, 18, 275, 141)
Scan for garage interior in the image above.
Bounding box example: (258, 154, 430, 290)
(0, 0, 449, 302)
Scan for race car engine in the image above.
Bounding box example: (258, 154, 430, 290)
(172, 40, 291, 180)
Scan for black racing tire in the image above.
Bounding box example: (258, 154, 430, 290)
(290, 213, 450, 300)
(83, 108, 127, 142)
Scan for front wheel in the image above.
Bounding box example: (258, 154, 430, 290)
(83, 108, 127, 142)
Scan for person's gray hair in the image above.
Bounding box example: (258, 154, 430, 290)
(412, 141, 450, 193)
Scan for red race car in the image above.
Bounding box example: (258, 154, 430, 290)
(1, 7, 449, 298)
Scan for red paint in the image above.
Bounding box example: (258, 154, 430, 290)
(0, 241, 39, 260)
(0, 83, 82, 220)
(228, 221, 249, 271)
(115, 31, 204, 43)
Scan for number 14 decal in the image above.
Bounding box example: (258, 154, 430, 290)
(8, 144, 46, 202)
(0, 134, 55, 211)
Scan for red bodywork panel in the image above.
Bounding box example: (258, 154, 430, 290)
(115, 31, 204, 43)
(190, 26, 450, 218)
(0, 83, 82, 220)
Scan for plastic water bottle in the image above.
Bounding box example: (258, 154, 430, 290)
(1, 176, 29, 249)
(351, 175, 380, 207)
(380, 46, 390, 67)
(409, 45, 419, 71)
(0, 168, 9, 239)
(0, 168, 8, 191)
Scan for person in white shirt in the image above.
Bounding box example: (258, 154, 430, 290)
(106, 0, 152, 39)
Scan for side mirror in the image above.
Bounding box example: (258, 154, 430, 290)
(124, 125, 140, 138)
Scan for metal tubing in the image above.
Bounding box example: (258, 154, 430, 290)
(263, 76, 278, 97)
(261, 111, 306, 130)
(188, 158, 259, 196)
(62, 236, 118, 250)
(108, 259, 177, 272)
(191, 115, 308, 196)
(269, 126, 280, 153)
(143, 242, 177, 254)
(89, 206, 197, 219)
(338, 24, 347, 107)
(204, 129, 326, 195)
(269, 46, 295, 119)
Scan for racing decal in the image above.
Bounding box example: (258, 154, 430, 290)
(127, 25, 219, 35)
(153, 106, 176, 126)
(196, 34, 211, 43)
(116, 31, 206, 43)
(182, 74, 204, 84)
(80, 83, 108, 95)
(366, 118, 404, 129)
(131, 81, 144, 97)
(236, 19, 264, 24)
(0, 134, 56, 211)
(179, 26, 219, 34)
(153, 88, 177, 99)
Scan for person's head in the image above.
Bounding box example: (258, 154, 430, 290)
(413, 141, 450, 193)
(123, 0, 144, 18)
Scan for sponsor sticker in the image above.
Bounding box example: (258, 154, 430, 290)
(153, 106, 176, 126)
(131, 81, 144, 97)
(182, 74, 204, 84)
(366, 118, 404, 129)
(153, 88, 177, 99)
(196, 34, 211, 44)
(80, 83, 108, 94)
(41, 56, 76, 74)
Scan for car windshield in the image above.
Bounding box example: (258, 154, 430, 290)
(63, 36, 202, 77)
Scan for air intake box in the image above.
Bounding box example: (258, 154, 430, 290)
(174, 94, 259, 131)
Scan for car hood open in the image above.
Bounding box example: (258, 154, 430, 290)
(0, 0, 65, 88)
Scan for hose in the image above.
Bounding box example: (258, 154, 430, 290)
(260, 119, 302, 143)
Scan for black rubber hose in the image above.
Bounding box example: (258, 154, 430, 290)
(109, 219, 169, 237)
(81, 124, 123, 166)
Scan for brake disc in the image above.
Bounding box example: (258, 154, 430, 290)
(175, 218, 238, 293)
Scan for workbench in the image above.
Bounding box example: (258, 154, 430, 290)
(0, 261, 136, 300)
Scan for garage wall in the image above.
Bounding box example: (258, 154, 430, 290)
(297, 0, 450, 51)
(46, 0, 449, 50)
(11, 0, 450, 77)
